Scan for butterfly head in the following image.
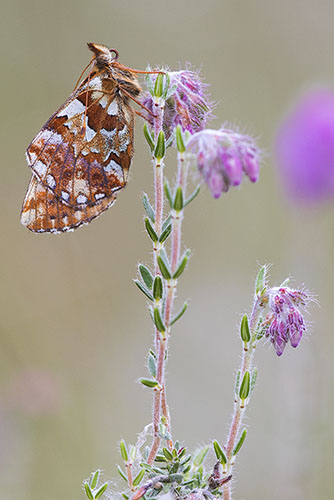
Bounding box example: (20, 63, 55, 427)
(87, 42, 119, 69)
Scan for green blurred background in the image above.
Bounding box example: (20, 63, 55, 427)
(1, 1, 333, 499)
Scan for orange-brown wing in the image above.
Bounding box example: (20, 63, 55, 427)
(21, 174, 117, 233)
(25, 75, 134, 209)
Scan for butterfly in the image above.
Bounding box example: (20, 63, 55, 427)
(21, 42, 153, 234)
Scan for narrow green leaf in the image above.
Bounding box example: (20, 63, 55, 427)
(193, 446, 209, 467)
(176, 125, 186, 153)
(170, 302, 188, 326)
(139, 264, 153, 289)
(165, 131, 175, 149)
(154, 73, 164, 98)
(173, 187, 184, 211)
(164, 180, 173, 207)
(173, 249, 191, 279)
(153, 307, 166, 332)
(153, 276, 163, 300)
(134, 280, 153, 301)
(239, 371, 250, 401)
(155, 454, 168, 462)
(180, 455, 192, 466)
(184, 185, 201, 207)
(162, 447, 174, 461)
(232, 428, 247, 456)
(213, 440, 227, 465)
(145, 70, 154, 94)
(162, 72, 171, 99)
(154, 131, 165, 160)
(133, 468, 145, 487)
(120, 440, 128, 462)
(162, 215, 172, 232)
(159, 223, 172, 243)
(90, 470, 100, 489)
(142, 193, 155, 223)
(240, 315, 251, 342)
(255, 265, 267, 295)
(145, 217, 158, 242)
(147, 353, 157, 378)
(117, 466, 127, 482)
(95, 483, 108, 499)
(84, 483, 94, 500)
(121, 493, 129, 500)
(235, 370, 241, 396)
(129, 445, 136, 463)
(143, 123, 155, 152)
(157, 255, 172, 280)
(139, 378, 158, 388)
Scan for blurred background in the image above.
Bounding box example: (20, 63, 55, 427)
(1, 1, 333, 499)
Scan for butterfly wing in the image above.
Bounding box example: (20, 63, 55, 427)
(21, 173, 117, 233)
(25, 74, 134, 209)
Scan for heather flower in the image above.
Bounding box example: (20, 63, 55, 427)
(186, 128, 260, 198)
(142, 67, 212, 138)
(275, 90, 334, 203)
(264, 286, 311, 356)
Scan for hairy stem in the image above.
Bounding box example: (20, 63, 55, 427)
(223, 298, 263, 500)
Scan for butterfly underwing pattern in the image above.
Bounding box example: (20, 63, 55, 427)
(21, 42, 142, 233)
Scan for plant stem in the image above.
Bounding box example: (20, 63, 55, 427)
(223, 298, 263, 500)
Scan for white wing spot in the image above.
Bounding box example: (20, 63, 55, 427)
(95, 193, 105, 200)
(61, 191, 70, 202)
(101, 128, 118, 159)
(46, 174, 56, 189)
(99, 95, 109, 108)
(58, 99, 85, 119)
(34, 160, 47, 177)
(77, 194, 88, 204)
(107, 100, 118, 116)
(104, 159, 124, 181)
(118, 125, 130, 152)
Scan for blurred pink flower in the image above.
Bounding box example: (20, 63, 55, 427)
(275, 90, 334, 203)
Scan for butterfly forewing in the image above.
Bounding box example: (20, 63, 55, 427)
(21, 43, 141, 233)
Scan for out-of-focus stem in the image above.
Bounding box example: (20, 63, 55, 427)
(223, 298, 262, 500)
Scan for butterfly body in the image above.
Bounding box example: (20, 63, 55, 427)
(21, 43, 141, 233)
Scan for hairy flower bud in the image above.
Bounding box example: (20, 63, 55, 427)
(186, 128, 261, 198)
(264, 286, 312, 356)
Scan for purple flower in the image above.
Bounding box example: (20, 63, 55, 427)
(142, 67, 212, 138)
(275, 90, 334, 203)
(186, 128, 260, 198)
(264, 286, 311, 356)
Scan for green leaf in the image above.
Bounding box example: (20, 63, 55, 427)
(84, 483, 94, 500)
(145, 217, 158, 242)
(95, 483, 108, 499)
(173, 187, 184, 211)
(143, 123, 155, 152)
(153, 307, 166, 332)
(232, 428, 247, 456)
(120, 440, 128, 462)
(157, 255, 172, 280)
(133, 468, 145, 487)
(184, 185, 201, 207)
(121, 493, 129, 500)
(90, 470, 100, 489)
(142, 193, 155, 223)
(154, 73, 164, 98)
(255, 265, 267, 295)
(173, 249, 191, 279)
(159, 223, 172, 243)
(117, 466, 127, 482)
(193, 446, 209, 467)
(170, 302, 188, 326)
(139, 378, 158, 388)
(134, 280, 153, 301)
(213, 440, 227, 465)
(162, 447, 174, 461)
(155, 454, 168, 462)
(162, 215, 172, 232)
(240, 314, 251, 342)
(139, 264, 153, 289)
(154, 131, 165, 160)
(176, 125, 186, 153)
(162, 72, 171, 99)
(148, 352, 157, 378)
(251, 368, 257, 393)
(239, 371, 250, 401)
(153, 276, 163, 300)
(164, 180, 173, 207)
(235, 370, 241, 396)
